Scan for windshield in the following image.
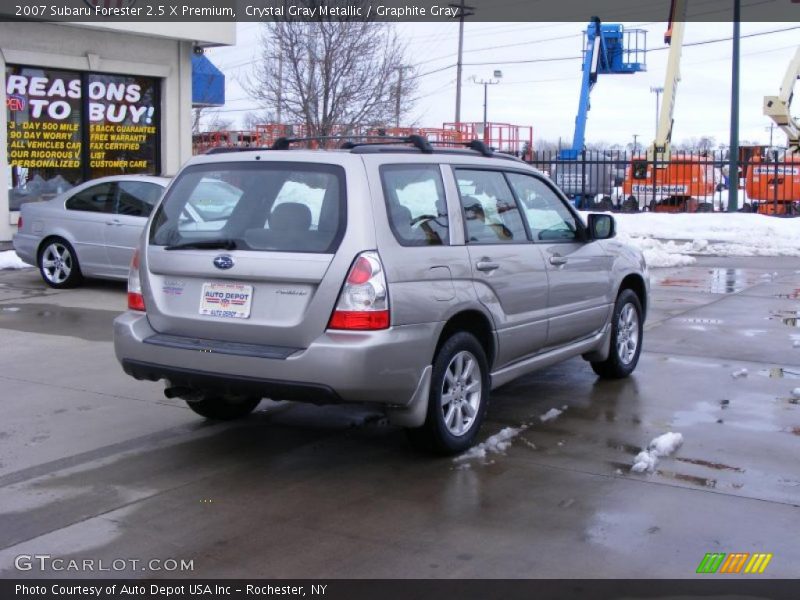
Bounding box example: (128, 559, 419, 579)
(150, 162, 346, 253)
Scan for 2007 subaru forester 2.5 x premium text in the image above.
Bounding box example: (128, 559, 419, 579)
(114, 138, 648, 454)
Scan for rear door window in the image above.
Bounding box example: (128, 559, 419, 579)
(454, 169, 528, 244)
(65, 182, 115, 213)
(380, 164, 449, 246)
(150, 162, 346, 253)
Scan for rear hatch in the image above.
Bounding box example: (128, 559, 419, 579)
(144, 157, 356, 349)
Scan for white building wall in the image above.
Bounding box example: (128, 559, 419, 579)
(0, 22, 232, 242)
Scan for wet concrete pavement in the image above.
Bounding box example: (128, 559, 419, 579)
(0, 256, 798, 578)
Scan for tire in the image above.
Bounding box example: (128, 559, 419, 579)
(695, 202, 714, 213)
(38, 237, 83, 289)
(621, 197, 639, 213)
(407, 332, 490, 455)
(591, 289, 643, 379)
(185, 394, 261, 420)
(738, 203, 752, 213)
(648, 199, 658, 212)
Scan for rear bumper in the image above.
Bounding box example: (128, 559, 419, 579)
(114, 311, 439, 407)
(121, 359, 343, 403)
(12, 233, 38, 266)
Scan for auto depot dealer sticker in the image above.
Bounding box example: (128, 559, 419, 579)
(200, 282, 253, 319)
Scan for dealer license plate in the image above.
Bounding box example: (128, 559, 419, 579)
(199, 283, 253, 319)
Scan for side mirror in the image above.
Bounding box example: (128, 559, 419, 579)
(587, 213, 615, 240)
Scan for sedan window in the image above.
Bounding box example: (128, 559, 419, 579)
(65, 183, 115, 213)
(116, 181, 164, 217)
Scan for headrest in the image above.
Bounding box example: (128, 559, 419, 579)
(270, 202, 312, 232)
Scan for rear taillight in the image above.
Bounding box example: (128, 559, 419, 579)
(328, 251, 389, 330)
(17, 216, 23, 230)
(127, 248, 145, 311)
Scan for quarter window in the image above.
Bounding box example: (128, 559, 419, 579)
(454, 169, 528, 244)
(380, 165, 449, 246)
(116, 181, 163, 217)
(506, 173, 580, 242)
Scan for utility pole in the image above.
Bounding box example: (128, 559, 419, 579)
(765, 123, 775, 148)
(450, 0, 474, 124)
(472, 72, 502, 139)
(728, 0, 741, 212)
(394, 66, 408, 128)
(650, 86, 664, 137)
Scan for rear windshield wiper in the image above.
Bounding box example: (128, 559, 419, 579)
(164, 239, 238, 251)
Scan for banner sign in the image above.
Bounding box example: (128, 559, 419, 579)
(5, 65, 159, 208)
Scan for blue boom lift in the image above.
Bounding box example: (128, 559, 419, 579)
(552, 18, 646, 208)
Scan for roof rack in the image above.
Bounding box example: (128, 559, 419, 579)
(200, 135, 523, 162)
(271, 134, 434, 153)
(204, 146, 272, 155)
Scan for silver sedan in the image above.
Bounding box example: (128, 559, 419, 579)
(13, 175, 170, 288)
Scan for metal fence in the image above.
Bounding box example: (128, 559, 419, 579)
(528, 149, 800, 216)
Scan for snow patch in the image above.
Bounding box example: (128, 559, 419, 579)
(792, 388, 800, 399)
(540, 407, 564, 422)
(580, 211, 800, 265)
(0, 251, 30, 270)
(454, 426, 525, 462)
(631, 432, 684, 473)
(793, 340, 800, 348)
(731, 368, 748, 379)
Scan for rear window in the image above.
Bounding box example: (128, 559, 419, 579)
(150, 162, 346, 253)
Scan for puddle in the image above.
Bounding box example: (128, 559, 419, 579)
(0, 302, 118, 342)
(656, 469, 718, 488)
(675, 457, 744, 473)
(679, 318, 724, 325)
(757, 367, 800, 380)
(775, 289, 800, 300)
(657, 268, 757, 294)
(769, 311, 800, 328)
(605, 440, 642, 455)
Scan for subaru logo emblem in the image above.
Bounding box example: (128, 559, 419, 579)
(213, 255, 234, 270)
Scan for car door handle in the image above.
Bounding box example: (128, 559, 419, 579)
(549, 255, 568, 266)
(476, 260, 500, 272)
(105, 219, 121, 226)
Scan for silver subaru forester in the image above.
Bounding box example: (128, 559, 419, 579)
(114, 137, 648, 454)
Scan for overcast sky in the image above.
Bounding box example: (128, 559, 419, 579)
(205, 20, 799, 148)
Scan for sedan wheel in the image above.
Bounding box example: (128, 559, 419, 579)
(38, 239, 82, 288)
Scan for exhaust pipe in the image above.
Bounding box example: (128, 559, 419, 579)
(164, 386, 203, 401)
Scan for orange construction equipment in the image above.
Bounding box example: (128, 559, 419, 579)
(622, 153, 718, 212)
(744, 46, 800, 215)
(621, 0, 721, 212)
(745, 155, 800, 215)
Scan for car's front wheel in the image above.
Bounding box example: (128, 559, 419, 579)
(591, 289, 643, 379)
(38, 238, 83, 288)
(407, 332, 490, 455)
(185, 394, 261, 420)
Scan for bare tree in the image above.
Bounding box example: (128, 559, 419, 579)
(245, 2, 418, 139)
(242, 110, 275, 131)
(193, 108, 233, 133)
